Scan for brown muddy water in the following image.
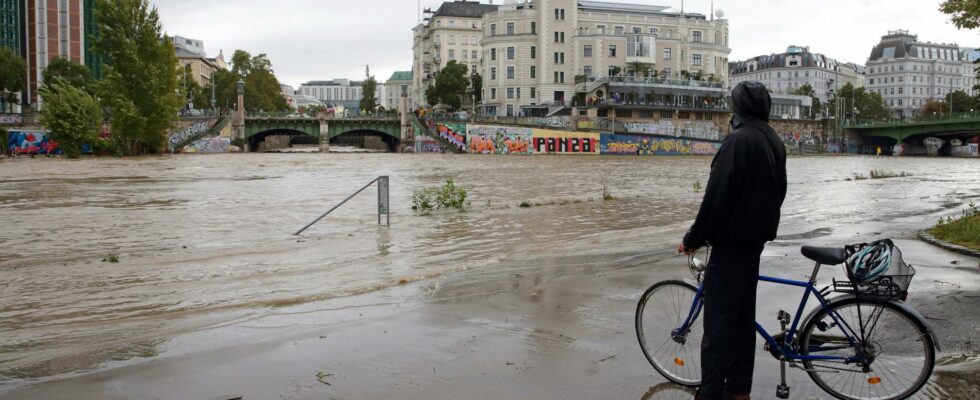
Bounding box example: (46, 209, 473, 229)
(0, 154, 978, 398)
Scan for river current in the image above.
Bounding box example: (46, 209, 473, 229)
(1, 154, 978, 392)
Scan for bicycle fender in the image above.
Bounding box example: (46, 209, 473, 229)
(810, 294, 941, 352)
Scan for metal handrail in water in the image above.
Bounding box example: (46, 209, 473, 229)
(294, 176, 390, 235)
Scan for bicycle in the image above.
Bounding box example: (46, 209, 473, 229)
(635, 242, 940, 400)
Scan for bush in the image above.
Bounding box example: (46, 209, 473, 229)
(413, 179, 467, 211)
(930, 202, 979, 251)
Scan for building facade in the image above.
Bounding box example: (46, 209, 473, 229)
(730, 46, 864, 107)
(411, 0, 497, 110)
(23, 0, 90, 106)
(298, 79, 364, 110)
(479, 0, 731, 116)
(865, 30, 978, 118)
(383, 71, 411, 112)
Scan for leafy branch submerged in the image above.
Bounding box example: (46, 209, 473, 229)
(412, 179, 468, 212)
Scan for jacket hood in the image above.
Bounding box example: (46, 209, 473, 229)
(731, 81, 772, 123)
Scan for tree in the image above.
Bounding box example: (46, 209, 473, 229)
(425, 61, 469, 110)
(944, 89, 976, 113)
(209, 51, 288, 112)
(43, 57, 95, 95)
(39, 78, 102, 158)
(828, 83, 889, 122)
(789, 83, 823, 118)
(921, 100, 947, 117)
(93, 0, 181, 155)
(940, 0, 980, 29)
(0, 47, 26, 112)
(627, 61, 652, 77)
(360, 65, 378, 113)
(178, 65, 210, 110)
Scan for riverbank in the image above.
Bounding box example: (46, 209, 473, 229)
(1, 238, 977, 399)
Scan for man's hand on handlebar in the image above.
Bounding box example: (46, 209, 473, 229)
(677, 243, 696, 256)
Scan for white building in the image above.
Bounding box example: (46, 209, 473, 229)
(730, 46, 864, 107)
(298, 79, 365, 109)
(280, 84, 297, 109)
(412, 1, 498, 110)
(865, 30, 979, 118)
(480, 0, 731, 116)
(384, 71, 413, 112)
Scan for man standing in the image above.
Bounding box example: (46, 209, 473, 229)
(678, 81, 787, 400)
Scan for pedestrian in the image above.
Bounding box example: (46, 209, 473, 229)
(678, 81, 787, 400)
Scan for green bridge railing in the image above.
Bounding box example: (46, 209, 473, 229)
(845, 112, 980, 129)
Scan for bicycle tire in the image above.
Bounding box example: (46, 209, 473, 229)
(799, 297, 935, 400)
(635, 280, 703, 386)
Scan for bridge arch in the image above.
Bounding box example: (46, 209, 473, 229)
(247, 128, 320, 152)
(330, 129, 400, 152)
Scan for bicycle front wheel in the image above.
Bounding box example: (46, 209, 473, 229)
(635, 280, 703, 386)
(799, 297, 935, 400)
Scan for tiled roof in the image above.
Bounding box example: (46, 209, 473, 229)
(433, 1, 498, 18)
(388, 71, 412, 81)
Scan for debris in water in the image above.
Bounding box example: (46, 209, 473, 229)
(315, 371, 334, 386)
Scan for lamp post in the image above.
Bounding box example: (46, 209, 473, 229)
(210, 70, 216, 111)
(235, 78, 246, 151)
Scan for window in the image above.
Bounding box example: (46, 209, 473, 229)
(554, 52, 559, 63)
(609, 45, 617, 57)
(555, 8, 560, 19)
(555, 32, 560, 43)
(507, 23, 515, 35)
(870, 78, 874, 85)
(435, 34, 441, 44)
(584, 66, 592, 76)
(531, 46, 536, 59)
(561, 9, 565, 20)
(560, 53, 565, 64)
(530, 66, 536, 78)
(531, 22, 536, 34)
(554, 71, 559, 83)
(507, 66, 515, 79)
(517, 88, 521, 99)
(633, 27, 642, 34)
(560, 72, 565, 83)
(663, 48, 671, 60)
(596, 24, 606, 33)
(491, 88, 496, 99)
(561, 32, 565, 43)
(692, 31, 702, 42)
(584, 45, 592, 57)
(462, 36, 468, 45)
(531, 87, 536, 98)
(472, 50, 477, 59)
(491, 48, 496, 61)
(490, 24, 496, 36)
(898, 87, 904, 95)
(449, 20, 455, 28)
(650, 27, 659, 35)
(507, 88, 515, 99)
(448, 49, 455, 59)
(463, 51, 468, 60)
(491, 67, 496, 80)
(471, 36, 477, 45)
(507, 105, 514, 117)
(507, 47, 515, 60)
(692, 54, 702, 66)
(448, 35, 455, 45)
(639, 110, 654, 118)
(615, 26, 624, 35)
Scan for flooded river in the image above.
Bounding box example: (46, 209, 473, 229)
(1, 154, 978, 397)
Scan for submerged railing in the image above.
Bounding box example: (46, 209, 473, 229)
(294, 176, 390, 235)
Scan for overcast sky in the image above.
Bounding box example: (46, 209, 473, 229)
(150, 0, 979, 88)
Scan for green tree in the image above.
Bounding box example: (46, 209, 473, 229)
(940, 0, 980, 29)
(39, 78, 103, 158)
(425, 61, 469, 110)
(42, 57, 95, 94)
(828, 83, 889, 122)
(0, 47, 26, 112)
(93, 0, 181, 155)
(360, 66, 378, 113)
(944, 90, 977, 113)
(210, 51, 288, 112)
(627, 61, 653, 77)
(921, 100, 947, 118)
(789, 83, 823, 118)
(471, 72, 482, 103)
(178, 65, 211, 110)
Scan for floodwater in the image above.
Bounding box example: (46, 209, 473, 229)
(1, 154, 978, 398)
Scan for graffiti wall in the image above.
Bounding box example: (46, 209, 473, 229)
(415, 136, 445, 153)
(6, 130, 59, 155)
(531, 129, 599, 154)
(527, 117, 570, 129)
(678, 121, 722, 141)
(436, 123, 467, 152)
(185, 137, 231, 154)
(466, 124, 532, 154)
(0, 114, 24, 124)
(624, 121, 677, 136)
(601, 134, 720, 156)
(168, 119, 216, 151)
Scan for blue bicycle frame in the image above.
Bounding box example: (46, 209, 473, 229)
(673, 263, 869, 364)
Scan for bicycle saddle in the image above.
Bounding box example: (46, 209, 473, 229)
(801, 246, 847, 265)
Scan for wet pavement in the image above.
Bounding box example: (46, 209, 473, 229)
(0, 154, 978, 398)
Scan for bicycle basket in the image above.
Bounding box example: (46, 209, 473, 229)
(834, 239, 915, 300)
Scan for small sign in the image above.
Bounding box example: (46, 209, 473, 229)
(377, 176, 390, 226)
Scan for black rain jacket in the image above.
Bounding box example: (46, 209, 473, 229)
(682, 81, 787, 249)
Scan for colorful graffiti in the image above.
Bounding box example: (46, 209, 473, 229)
(415, 136, 445, 153)
(436, 123, 467, 152)
(576, 118, 606, 131)
(625, 121, 677, 136)
(185, 137, 230, 153)
(6, 130, 60, 155)
(531, 129, 599, 154)
(466, 125, 532, 155)
(679, 121, 722, 141)
(168, 119, 216, 151)
(528, 117, 570, 129)
(601, 134, 720, 156)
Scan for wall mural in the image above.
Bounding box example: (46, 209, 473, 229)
(531, 129, 599, 154)
(466, 124, 532, 154)
(6, 130, 59, 155)
(436, 123, 467, 152)
(0, 114, 24, 124)
(168, 119, 217, 151)
(601, 134, 720, 156)
(415, 136, 445, 153)
(185, 137, 231, 153)
(527, 117, 571, 129)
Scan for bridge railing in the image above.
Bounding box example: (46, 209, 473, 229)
(845, 111, 980, 128)
(245, 111, 401, 120)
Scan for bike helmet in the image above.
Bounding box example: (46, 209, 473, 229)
(846, 239, 893, 283)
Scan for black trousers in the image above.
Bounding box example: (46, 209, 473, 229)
(699, 243, 764, 399)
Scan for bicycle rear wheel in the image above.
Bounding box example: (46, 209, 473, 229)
(799, 298, 935, 400)
(635, 280, 703, 386)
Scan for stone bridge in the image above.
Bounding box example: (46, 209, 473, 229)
(243, 113, 402, 151)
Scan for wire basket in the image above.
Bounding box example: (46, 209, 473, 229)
(833, 239, 915, 300)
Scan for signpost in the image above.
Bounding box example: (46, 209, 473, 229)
(378, 176, 390, 226)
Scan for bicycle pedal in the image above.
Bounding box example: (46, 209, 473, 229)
(776, 384, 790, 399)
(777, 310, 791, 326)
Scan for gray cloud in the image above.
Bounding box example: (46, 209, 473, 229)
(151, 0, 980, 87)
